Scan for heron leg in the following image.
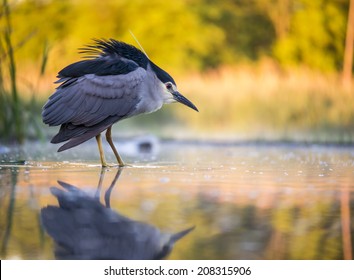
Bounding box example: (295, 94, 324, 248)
(95, 168, 106, 199)
(104, 167, 123, 208)
(106, 126, 125, 167)
(96, 134, 108, 167)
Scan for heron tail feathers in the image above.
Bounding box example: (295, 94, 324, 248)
(51, 124, 109, 152)
(57, 128, 106, 152)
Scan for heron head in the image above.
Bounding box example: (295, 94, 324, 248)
(149, 62, 198, 112)
(162, 81, 199, 112)
(154, 226, 195, 259)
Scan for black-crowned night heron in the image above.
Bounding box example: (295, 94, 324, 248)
(40, 179, 194, 260)
(42, 39, 198, 167)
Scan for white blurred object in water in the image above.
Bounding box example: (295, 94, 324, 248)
(118, 135, 160, 157)
(0, 146, 10, 154)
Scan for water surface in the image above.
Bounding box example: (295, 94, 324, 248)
(1, 140, 353, 259)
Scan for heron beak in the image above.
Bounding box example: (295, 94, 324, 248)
(172, 91, 199, 112)
(170, 226, 195, 243)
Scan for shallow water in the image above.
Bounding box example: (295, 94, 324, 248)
(0, 140, 353, 259)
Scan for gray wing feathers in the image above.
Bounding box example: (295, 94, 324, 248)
(42, 68, 146, 127)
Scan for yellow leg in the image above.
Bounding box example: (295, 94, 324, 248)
(104, 167, 123, 208)
(96, 134, 108, 167)
(106, 126, 125, 167)
(95, 167, 107, 199)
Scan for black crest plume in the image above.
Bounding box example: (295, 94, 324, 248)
(58, 38, 176, 85)
(79, 38, 149, 69)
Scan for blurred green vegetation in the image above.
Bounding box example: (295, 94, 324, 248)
(0, 0, 46, 144)
(0, 0, 353, 143)
(3, 0, 351, 72)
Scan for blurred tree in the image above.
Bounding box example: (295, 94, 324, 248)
(273, 0, 349, 72)
(1, 0, 352, 73)
(194, 0, 276, 65)
(5, 0, 225, 72)
(257, 0, 293, 39)
(342, 0, 354, 86)
(7, 0, 74, 65)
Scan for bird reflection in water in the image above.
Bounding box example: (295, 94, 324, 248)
(40, 168, 194, 260)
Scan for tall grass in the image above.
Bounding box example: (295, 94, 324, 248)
(0, 0, 46, 144)
(1, 0, 23, 143)
(177, 62, 354, 142)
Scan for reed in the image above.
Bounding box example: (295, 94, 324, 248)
(0, 0, 46, 144)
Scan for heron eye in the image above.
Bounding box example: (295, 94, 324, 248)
(166, 83, 173, 90)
